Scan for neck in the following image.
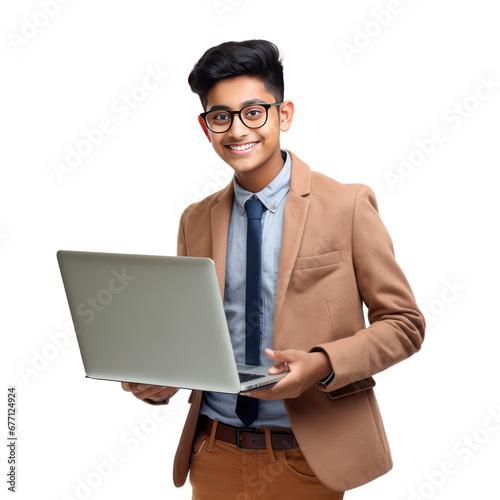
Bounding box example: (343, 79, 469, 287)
(235, 148, 285, 193)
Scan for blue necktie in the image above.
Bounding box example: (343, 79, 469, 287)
(235, 197, 266, 427)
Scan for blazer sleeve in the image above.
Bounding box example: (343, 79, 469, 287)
(308, 184, 426, 393)
(177, 208, 188, 257)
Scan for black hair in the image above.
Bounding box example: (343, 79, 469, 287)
(188, 39, 284, 110)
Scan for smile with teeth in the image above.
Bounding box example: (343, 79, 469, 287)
(227, 142, 259, 151)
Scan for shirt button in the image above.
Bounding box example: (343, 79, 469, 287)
(271, 204, 276, 210)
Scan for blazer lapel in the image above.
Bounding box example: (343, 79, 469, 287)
(209, 150, 311, 338)
(211, 180, 234, 300)
(273, 151, 311, 338)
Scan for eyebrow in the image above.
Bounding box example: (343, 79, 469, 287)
(206, 99, 268, 112)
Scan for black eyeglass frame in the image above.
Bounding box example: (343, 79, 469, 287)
(200, 101, 283, 133)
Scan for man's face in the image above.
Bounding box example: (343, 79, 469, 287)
(200, 75, 291, 175)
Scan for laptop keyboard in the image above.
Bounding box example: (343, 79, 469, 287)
(238, 372, 266, 383)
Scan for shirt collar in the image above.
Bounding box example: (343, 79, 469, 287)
(233, 150, 291, 216)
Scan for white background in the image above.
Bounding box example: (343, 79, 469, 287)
(1, 1, 499, 499)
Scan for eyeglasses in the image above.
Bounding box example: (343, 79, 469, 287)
(200, 102, 283, 133)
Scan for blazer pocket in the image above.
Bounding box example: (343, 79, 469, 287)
(326, 376, 376, 400)
(293, 250, 340, 270)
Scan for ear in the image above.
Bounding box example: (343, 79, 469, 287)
(198, 115, 211, 143)
(279, 100, 295, 133)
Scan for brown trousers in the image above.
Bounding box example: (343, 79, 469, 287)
(189, 419, 345, 500)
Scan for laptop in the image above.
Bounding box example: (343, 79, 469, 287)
(56, 250, 289, 393)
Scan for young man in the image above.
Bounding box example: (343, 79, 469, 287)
(122, 40, 425, 499)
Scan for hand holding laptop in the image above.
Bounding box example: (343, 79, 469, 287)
(121, 382, 178, 405)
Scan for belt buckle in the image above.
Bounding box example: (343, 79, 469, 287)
(236, 427, 260, 449)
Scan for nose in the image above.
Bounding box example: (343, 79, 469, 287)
(227, 113, 248, 138)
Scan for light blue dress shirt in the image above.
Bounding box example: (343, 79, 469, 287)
(199, 150, 293, 429)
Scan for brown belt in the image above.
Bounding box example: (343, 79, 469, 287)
(197, 414, 298, 450)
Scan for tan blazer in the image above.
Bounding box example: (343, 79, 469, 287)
(162, 150, 425, 492)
